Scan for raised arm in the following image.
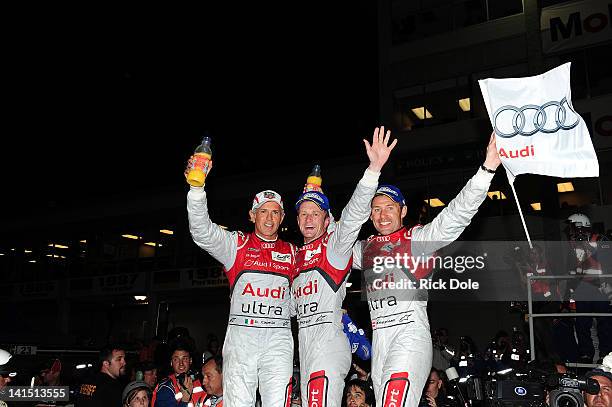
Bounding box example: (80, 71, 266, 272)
(185, 157, 238, 270)
(352, 241, 363, 270)
(412, 133, 500, 253)
(327, 127, 397, 270)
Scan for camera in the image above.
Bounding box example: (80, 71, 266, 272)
(485, 379, 545, 407)
(176, 369, 197, 388)
(546, 373, 599, 407)
(460, 369, 546, 407)
(418, 396, 431, 407)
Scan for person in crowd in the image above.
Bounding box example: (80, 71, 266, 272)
(135, 360, 158, 389)
(484, 330, 511, 373)
(421, 368, 457, 407)
(0, 348, 16, 390)
(293, 127, 396, 407)
(206, 334, 221, 357)
(152, 341, 205, 407)
(289, 359, 301, 407)
(35, 358, 63, 386)
(123, 380, 151, 407)
(342, 309, 372, 362)
(0, 371, 10, 390)
(201, 354, 223, 407)
(344, 379, 375, 407)
(186, 150, 296, 407)
(432, 328, 454, 370)
(76, 344, 127, 406)
(350, 362, 370, 382)
(551, 308, 580, 363)
(352, 133, 500, 407)
(139, 336, 161, 363)
(31, 357, 74, 406)
(168, 327, 199, 367)
(508, 244, 561, 364)
(452, 336, 485, 378)
(583, 369, 611, 407)
(77, 344, 126, 407)
(343, 311, 373, 382)
(566, 213, 611, 364)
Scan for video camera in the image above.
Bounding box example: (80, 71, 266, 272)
(470, 378, 545, 407)
(546, 373, 599, 407)
(457, 368, 599, 407)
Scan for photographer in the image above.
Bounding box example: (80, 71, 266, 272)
(152, 341, 205, 407)
(451, 336, 485, 378)
(432, 328, 454, 371)
(484, 331, 511, 373)
(583, 369, 611, 407)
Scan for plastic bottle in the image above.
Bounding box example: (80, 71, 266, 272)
(187, 135, 212, 187)
(304, 164, 322, 192)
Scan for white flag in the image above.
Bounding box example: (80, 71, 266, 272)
(478, 63, 599, 184)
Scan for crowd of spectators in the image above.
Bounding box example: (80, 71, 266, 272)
(1, 321, 611, 406)
(0, 328, 224, 407)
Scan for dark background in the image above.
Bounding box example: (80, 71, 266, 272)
(2, 2, 378, 217)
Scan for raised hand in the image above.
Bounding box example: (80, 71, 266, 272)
(363, 126, 398, 172)
(483, 132, 501, 171)
(184, 155, 213, 181)
(180, 375, 194, 402)
(352, 362, 369, 381)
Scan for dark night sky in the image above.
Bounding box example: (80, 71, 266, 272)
(3, 3, 378, 217)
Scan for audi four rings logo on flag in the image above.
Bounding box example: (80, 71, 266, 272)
(478, 62, 599, 183)
(493, 97, 579, 138)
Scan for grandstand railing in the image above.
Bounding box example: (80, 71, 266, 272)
(527, 274, 612, 368)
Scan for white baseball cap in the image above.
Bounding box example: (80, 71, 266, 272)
(567, 213, 591, 228)
(252, 190, 284, 211)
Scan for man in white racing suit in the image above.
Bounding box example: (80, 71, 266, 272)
(187, 163, 296, 407)
(293, 127, 397, 407)
(353, 133, 501, 407)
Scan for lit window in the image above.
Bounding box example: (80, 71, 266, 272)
(424, 198, 445, 207)
(122, 234, 141, 240)
(411, 107, 433, 120)
(487, 191, 507, 200)
(557, 182, 574, 193)
(458, 98, 471, 112)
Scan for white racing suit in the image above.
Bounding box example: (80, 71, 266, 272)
(293, 169, 379, 407)
(353, 167, 494, 407)
(188, 187, 296, 407)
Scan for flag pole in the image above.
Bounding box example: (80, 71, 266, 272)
(509, 181, 533, 249)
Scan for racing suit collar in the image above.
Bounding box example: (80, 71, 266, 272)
(378, 225, 407, 238)
(301, 232, 327, 247)
(254, 233, 278, 243)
